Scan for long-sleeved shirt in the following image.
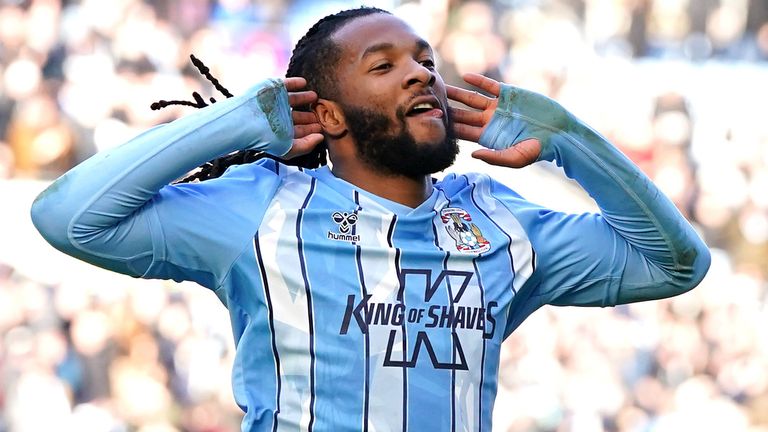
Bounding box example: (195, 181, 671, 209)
(31, 78, 710, 432)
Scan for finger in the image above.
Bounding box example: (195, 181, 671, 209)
(293, 123, 322, 138)
(283, 77, 307, 92)
(447, 85, 492, 110)
(292, 110, 319, 125)
(462, 73, 501, 97)
(449, 107, 485, 127)
(285, 133, 324, 159)
(471, 139, 541, 169)
(288, 90, 318, 107)
(452, 122, 484, 143)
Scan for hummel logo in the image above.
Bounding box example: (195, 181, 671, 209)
(332, 211, 358, 233)
(328, 211, 360, 243)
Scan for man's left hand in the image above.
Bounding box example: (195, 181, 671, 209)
(447, 73, 540, 169)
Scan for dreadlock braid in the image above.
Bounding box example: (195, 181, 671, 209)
(152, 6, 390, 183)
(285, 6, 390, 102)
(278, 6, 391, 175)
(150, 55, 228, 111)
(189, 54, 233, 99)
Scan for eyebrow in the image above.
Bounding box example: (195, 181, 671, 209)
(361, 38, 432, 60)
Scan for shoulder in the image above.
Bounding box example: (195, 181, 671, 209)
(436, 172, 523, 199)
(155, 157, 304, 206)
(186, 158, 316, 186)
(218, 157, 303, 180)
(436, 172, 487, 190)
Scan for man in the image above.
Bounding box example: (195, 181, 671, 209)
(31, 6, 710, 432)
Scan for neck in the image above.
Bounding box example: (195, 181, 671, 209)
(331, 163, 432, 209)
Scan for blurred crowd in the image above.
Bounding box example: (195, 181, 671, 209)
(1, 0, 767, 431)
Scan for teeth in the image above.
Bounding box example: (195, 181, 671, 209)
(414, 103, 433, 110)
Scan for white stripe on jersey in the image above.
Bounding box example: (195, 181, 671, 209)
(354, 192, 405, 432)
(257, 168, 315, 432)
(432, 192, 484, 432)
(472, 177, 535, 293)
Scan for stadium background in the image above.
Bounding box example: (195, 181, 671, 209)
(1, 0, 767, 430)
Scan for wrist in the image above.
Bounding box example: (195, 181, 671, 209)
(239, 79, 293, 156)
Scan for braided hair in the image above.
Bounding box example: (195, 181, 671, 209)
(153, 6, 390, 183)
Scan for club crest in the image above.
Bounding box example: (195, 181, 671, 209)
(440, 208, 491, 253)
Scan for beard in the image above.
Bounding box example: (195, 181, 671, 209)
(342, 102, 459, 179)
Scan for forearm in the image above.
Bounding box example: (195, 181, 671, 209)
(30, 79, 292, 274)
(481, 85, 710, 301)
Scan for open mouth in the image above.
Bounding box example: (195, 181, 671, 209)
(406, 97, 443, 118)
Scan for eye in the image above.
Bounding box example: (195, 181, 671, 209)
(371, 62, 392, 72)
(419, 59, 436, 69)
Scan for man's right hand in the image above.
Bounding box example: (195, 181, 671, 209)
(284, 77, 324, 159)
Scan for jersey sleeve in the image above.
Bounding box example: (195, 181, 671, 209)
(479, 84, 711, 318)
(139, 160, 284, 288)
(30, 79, 293, 288)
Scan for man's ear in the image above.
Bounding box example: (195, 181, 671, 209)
(312, 99, 347, 138)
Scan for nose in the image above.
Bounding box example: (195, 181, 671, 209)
(402, 59, 436, 89)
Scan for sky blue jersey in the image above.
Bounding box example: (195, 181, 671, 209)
(31, 79, 710, 432)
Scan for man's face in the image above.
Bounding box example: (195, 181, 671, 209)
(330, 14, 458, 177)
